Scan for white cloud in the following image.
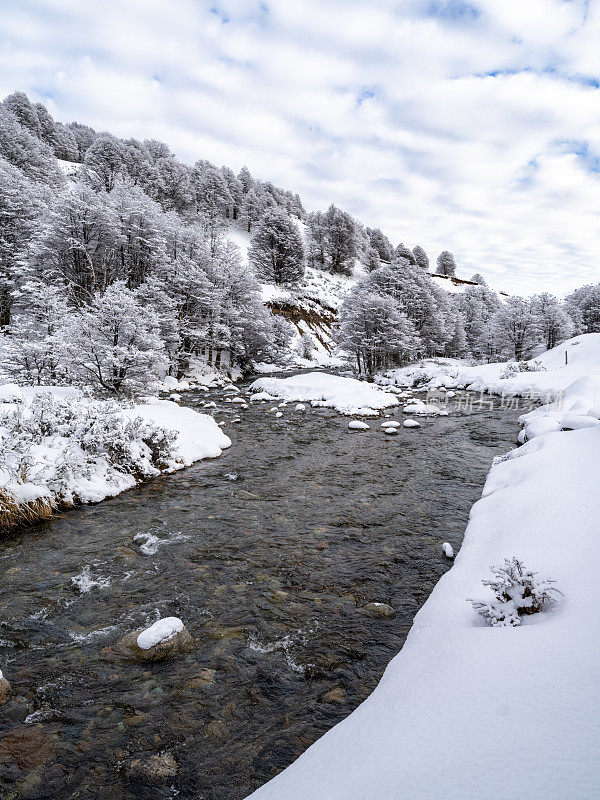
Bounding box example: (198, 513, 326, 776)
(0, 0, 599, 295)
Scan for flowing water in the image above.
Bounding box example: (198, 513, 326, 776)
(0, 375, 518, 799)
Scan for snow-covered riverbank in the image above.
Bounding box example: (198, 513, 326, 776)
(0, 386, 231, 532)
(247, 337, 600, 800)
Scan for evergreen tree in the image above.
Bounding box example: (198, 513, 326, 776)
(412, 245, 429, 270)
(249, 208, 305, 285)
(436, 250, 457, 276)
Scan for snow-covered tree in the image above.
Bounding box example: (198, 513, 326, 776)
(82, 133, 126, 192)
(395, 243, 416, 265)
(0, 156, 47, 326)
(338, 286, 420, 373)
(30, 183, 119, 300)
(62, 281, 166, 395)
(367, 228, 394, 262)
(0, 105, 64, 187)
(565, 284, 600, 333)
(436, 250, 457, 276)
(412, 245, 429, 270)
(249, 208, 305, 285)
(2, 280, 69, 384)
(532, 293, 574, 351)
(192, 162, 233, 254)
(491, 297, 541, 361)
(110, 181, 167, 288)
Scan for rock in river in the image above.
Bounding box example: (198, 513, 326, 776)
(362, 602, 396, 619)
(115, 617, 192, 662)
(127, 751, 178, 784)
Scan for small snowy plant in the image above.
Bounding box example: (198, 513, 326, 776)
(469, 558, 561, 627)
(499, 360, 547, 380)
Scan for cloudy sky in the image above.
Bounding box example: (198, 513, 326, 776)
(1, 0, 599, 295)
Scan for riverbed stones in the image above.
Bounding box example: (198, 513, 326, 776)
(362, 602, 396, 618)
(115, 620, 192, 662)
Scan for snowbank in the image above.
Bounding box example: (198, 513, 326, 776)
(124, 398, 231, 467)
(378, 334, 600, 401)
(248, 421, 600, 800)
(0, 388, 230, 531)
(250, 372, 399, 416)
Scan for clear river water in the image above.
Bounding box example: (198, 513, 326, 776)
(0, 375, 518, 799)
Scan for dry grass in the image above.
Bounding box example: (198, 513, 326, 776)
(0, 489, 56, 535)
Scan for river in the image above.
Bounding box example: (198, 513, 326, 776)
(0, 374, 518, 799)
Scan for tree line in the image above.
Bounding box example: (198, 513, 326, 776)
(1, 90, 598, 389)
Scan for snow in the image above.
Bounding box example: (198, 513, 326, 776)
(403, 419, 420, 428)
(442, 542, 454, 558)
(348, 420, 369, 430)
(136, 617, 184, 650)
(122, 398, 231, 469)
(383, 426, 398, 435)
(381, 421, 400, 428)
(380, 334, 600, 402)
(0, 383, 22, 402)
(247, 338, 600, 800)
(250, 372, 399, 416)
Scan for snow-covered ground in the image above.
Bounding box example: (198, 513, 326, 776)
(247, 336, 600, 800)
(0, 385, 230, 525)
(250, 372, 399, 416)
(378, 333, 600, 400)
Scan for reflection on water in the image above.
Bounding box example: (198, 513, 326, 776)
(0, 376, 516, 799)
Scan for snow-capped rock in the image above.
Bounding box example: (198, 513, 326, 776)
(348, 420, 370, 430)
(442, 542, 454, 558)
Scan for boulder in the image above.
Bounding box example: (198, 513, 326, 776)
(362, 602, 396, 618)
(115, 617, 192, 662)
(348, 420, 369, 430)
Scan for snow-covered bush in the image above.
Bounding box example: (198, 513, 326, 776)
(0, 393, 178, 503)
(469, 557, 561, 627)
(499, 360, 547, 379)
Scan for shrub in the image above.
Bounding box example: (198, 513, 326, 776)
(469, 557, 561, 627)
(499, 360, 547, 379)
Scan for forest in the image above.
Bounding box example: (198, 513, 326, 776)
(1, 90, 597, 392)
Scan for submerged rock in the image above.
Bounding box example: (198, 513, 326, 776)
(320, 686, 347, 704)
(115, 617, 192, 662)
(362, 602, 396, 618)
(0, 671, 11, 705)
(127, 751, 178, 784)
